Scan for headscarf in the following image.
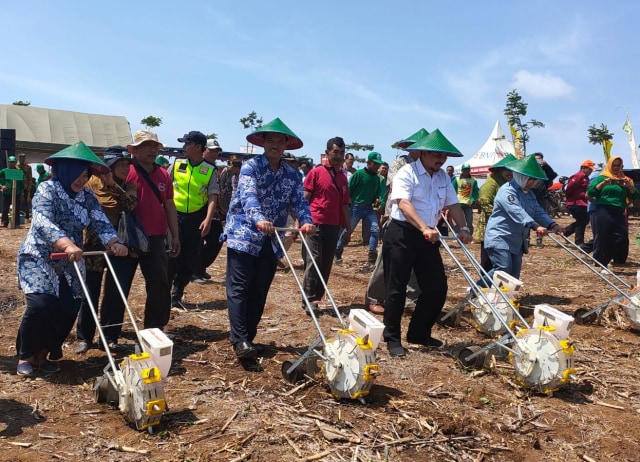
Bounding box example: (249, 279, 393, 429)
(51, 158, 90, 198)
(511, 171, 532, 191)
(600, 156, 630, 181)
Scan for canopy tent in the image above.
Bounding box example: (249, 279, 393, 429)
(454, 120, 515, 177)
(0, 104, 132, 163)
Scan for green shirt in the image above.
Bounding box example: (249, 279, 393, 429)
(0, 168, 24, 196)
(586, 175, 640, 209)
(348, 167, 386, 208)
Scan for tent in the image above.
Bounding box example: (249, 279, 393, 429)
(454, 120, 515, 177)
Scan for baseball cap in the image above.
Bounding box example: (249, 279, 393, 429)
(367, 151, 383, 164)
(581, 159, 596, 169)
(102, 146, 131, 168)
(8, 156, 17, 162)
(461, 163, 471, 170)
(178, 131, 207, 147)
(206, 139, 222, 151)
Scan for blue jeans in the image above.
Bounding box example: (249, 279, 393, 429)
(482, 247, 523, 286)
(337, 204, 379, 252)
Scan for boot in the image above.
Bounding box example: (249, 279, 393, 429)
(368, 250, 377, 263)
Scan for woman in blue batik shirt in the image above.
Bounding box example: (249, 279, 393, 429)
(15, 142, 128, 377)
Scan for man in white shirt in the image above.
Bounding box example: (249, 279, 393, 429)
(383, 129, 471, 357)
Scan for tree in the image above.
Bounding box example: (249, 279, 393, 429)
(206, 133, 218, 140)
(240, 111, 263, 153)
(140, 115, 163, 129)
(12, 100, 31, 106)
(391, 141, 403, 150)
(503, 89, 544, 156)
(346, 142, 374, 152)
(587, 123, 614, 163)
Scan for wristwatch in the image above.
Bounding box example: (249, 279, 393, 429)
(460, 226, 471, 233)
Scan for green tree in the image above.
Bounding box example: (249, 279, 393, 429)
(12, 100, 31, 106)
(240, 111, 263, 153)
(346, 142, 375, 152)
(141, 115, 163, 129)
(587, 123, 614, 162)
(503, 89, 544, 156)
(206, 133, 218, 140)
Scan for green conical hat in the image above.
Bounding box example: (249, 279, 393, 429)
(396, 128, 429, 149)
(405, 129, 463, 157)
(246, 117, 303, 150)
(155, 155, 170, 166)
(45, 141, 110, 175)
(488, 154, 517, 170)
(505, 155, 548, 180)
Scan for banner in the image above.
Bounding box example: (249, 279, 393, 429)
(602, 139, 613, 163)
(622, 117, 639, 168)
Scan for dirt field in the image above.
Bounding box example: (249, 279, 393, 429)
(1, 213, 640, 462)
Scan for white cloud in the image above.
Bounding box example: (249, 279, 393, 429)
(511, 70, 575, 99)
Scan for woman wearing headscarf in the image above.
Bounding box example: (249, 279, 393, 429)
(586, 156, 639, 270)
(473, 154, 515, 271)
(482, 155, 563, 284)
(75, 147, 138, 354)
(15, 142, 128, 377)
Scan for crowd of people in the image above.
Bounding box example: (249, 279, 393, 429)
(7, 120, 638, 376)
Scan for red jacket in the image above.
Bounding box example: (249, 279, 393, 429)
(564, 170, 590, 206)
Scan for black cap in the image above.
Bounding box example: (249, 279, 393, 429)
(177, 131, 207, 147)
(103, 146, 131, 168)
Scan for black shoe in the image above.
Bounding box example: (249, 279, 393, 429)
(407, 336, 443, 348)
(334, 248, 343, 262)
(367, 250, 377, 263)
(234, 341, 257, 359)
(252, 343, 267, 355)
(387, 341, 407, 357)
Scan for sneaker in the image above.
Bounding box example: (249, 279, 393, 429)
(17, 361, 34, 377)
(40, 360, 61, 373)
(172, 298, 187, 310)
(191, 276, 211, 284)
(407, 336, 443, 348)
(334, 248, 343, 262)
(387, 341, 407, 357)
(75, 341, 89, 354)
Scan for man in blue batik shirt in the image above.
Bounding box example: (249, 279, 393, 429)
(224, 118, 315, 361)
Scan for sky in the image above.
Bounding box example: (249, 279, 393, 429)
(2, 1, 639, 177)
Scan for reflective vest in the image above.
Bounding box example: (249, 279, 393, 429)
(172, 160, 215, 213)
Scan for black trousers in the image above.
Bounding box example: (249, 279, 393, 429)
(382, 220, 447, 344)
(195, 219, 224, 276)
(122, 236, 171, 329)
(17, 277, 80, 361)
(76, 255, 136, 345)
(592, 205, 628, 267)
(302, 224, 340, 302)
(226, 244, 278, 345)
(565, 205, 589, 245)
(168, 208, 207, 296)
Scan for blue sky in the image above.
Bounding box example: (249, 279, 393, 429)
(2, 1, 639, 177)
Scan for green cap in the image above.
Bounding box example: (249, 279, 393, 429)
(461, 163, 471, 170)
(367, 151, 383, 164)
(405, 129, 463, 158)
(8, 156, 17, 162)
(488, 154, 517, 171)
(45, 141, 110, 175)
(246, 117, 303, 150)
(155, 155, 170, 166)
(505, 155, 548, 180)
(36, 164, 45, 169)
(396, 128, 429, 149)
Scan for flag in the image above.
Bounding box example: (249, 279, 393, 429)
(623, 117, 639, 168)
(602, 139, 613, 163)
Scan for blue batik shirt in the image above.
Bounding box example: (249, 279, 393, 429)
(224, 154, 312, 258)
(17, 179, 118, 298)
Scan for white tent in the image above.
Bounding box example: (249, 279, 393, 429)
(454, 120, 515, 177)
